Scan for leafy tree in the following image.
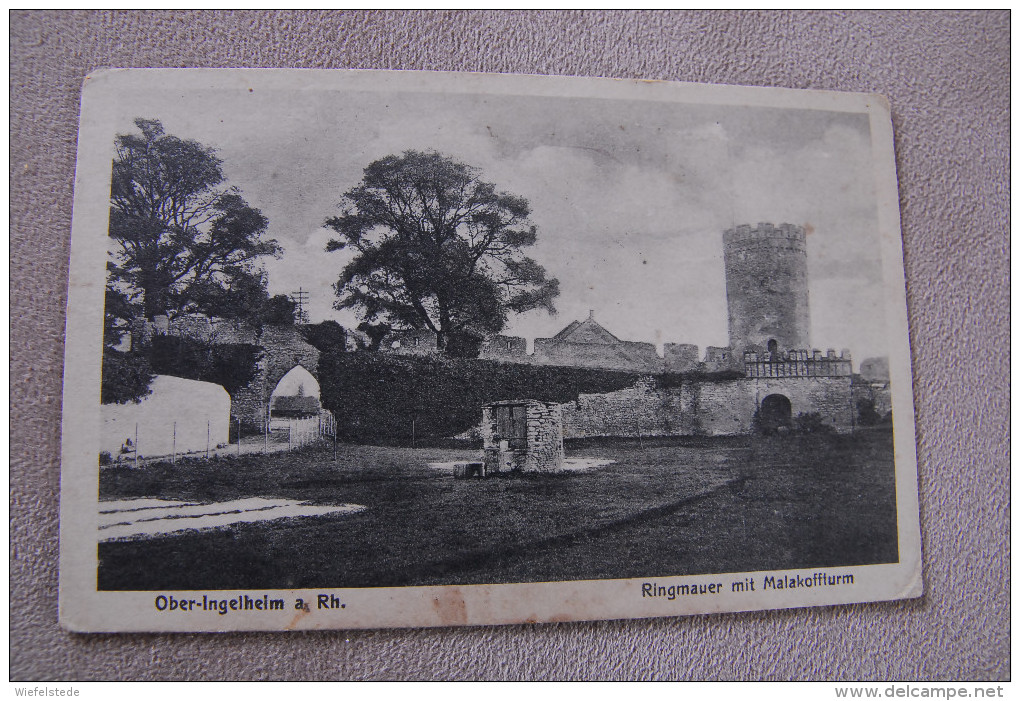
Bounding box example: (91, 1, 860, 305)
(302, 320, 347, 354)
(263, 294, 298, 326)
(101, 348, 154, 405)
(857, 396, 883, 426)
(205, 343, 265, 396)
(101, 118, 281, 404)
(101, 282, 155, 404)
(148, 336, 263, 396)
(316, 353, 640, 444)
(325, 150, 559, 355)
(355, 321, 392, 351)
(445, 332, 483, 359)
(107, 118, 280, 322)
(103, 283, 137, 350)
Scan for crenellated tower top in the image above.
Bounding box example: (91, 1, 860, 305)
(722, 222, 811, 356)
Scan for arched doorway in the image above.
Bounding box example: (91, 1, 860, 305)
(759, 393, 792, 433)
(267, 366, 326, 448)
(270, 365, 321, 420)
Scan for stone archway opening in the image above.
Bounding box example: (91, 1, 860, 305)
(759, 393, 793, 433)
(267, 365, 326, 447)
(270, 365, 322, 421)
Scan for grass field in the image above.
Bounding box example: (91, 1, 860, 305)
(97, 429, 899, 590)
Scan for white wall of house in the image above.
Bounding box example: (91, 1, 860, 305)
(101, 375, 231, 459)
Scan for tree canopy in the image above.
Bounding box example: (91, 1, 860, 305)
(107, 118, 281, 323)
(102, 118, 282, 404)
(325, 150, 559, 355)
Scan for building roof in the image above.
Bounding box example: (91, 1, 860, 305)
(271, 395, 321, 415)
(549, 313, 621, 345)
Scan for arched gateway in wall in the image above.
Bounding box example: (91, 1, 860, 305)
(269, 365, 322, 418)
(758, 393, 793, 433)
(229, 325, 322, 432)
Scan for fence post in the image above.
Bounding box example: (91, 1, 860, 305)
(411, 418, 416, 449)
(264, 405, 269, 454)
(289, 425, 292, 451)
(206, 420, 210, 459)
(237, 417, 241, 457)
(134, 423, 139, 469)
(172, 422, 176, 465)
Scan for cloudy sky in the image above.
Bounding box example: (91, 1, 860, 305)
(107, 77, 890, 362)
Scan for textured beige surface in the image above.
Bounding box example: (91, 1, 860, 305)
(10, 10, 1009, 680)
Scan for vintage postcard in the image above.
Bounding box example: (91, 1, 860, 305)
(59, 69, 921, 631)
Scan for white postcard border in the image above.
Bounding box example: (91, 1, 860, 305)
(58, 69, 923, 632)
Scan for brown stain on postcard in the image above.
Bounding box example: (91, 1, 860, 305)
(432, 589, 468, 626)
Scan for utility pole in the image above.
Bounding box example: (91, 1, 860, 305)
(290, 287, 310, 324)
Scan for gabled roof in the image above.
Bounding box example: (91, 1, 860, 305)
(549, 315, 621, 345)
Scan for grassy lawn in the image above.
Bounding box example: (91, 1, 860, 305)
(97, 429, 898, 590)
(462, 430, 900, 584)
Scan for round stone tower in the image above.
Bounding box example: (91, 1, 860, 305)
(723, 222, 810, 355)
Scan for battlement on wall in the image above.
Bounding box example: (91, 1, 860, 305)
(723, 222, 806, 249)
(663, 343, 699, 372)
(743, 348, 852, 378)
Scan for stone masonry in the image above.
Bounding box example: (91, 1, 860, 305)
(381, 328, 439, 355)
(481, 400, 564, 473)
(530, 313, 661, 373)
(560, 374, 856, 439)
(132, 316, 322, 432)
(479, 334, 528, 360)
(723, 222, 811, 354)
(561, 377, 696, 438)
(230, 324, 320, 432)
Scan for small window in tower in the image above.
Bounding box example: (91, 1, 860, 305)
(768, 339, 778, 355)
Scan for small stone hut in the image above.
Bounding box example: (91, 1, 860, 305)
(481, 399, 564, 473)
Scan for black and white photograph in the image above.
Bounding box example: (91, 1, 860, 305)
(59, 69, 921, 631)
